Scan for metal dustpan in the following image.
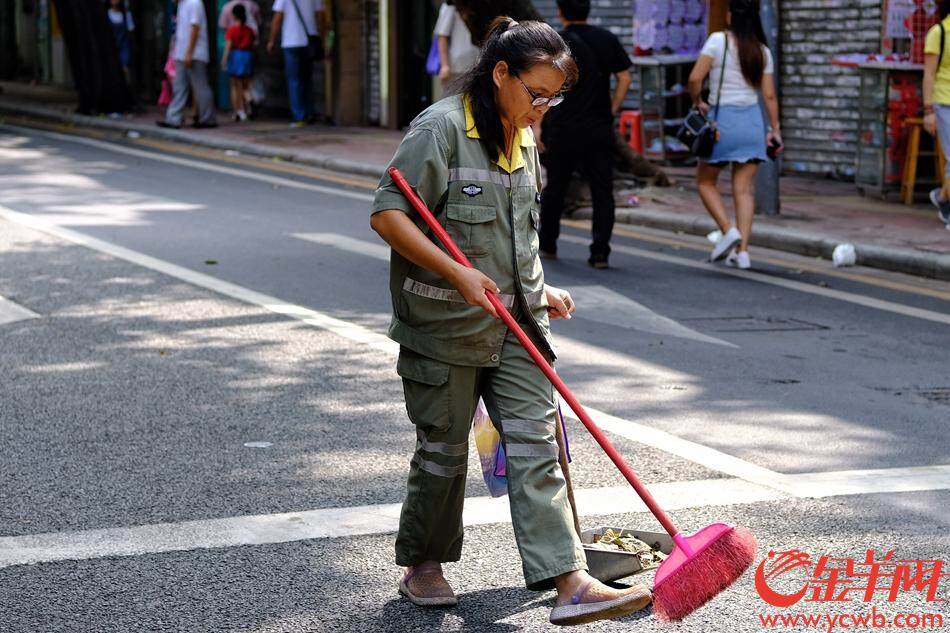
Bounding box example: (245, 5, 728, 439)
(583, 526, 674, 583)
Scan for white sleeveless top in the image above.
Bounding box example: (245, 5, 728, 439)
(700, 31, 774, 107)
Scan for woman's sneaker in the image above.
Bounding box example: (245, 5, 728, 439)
(929, 188, 950, 224)
(724, 250, 750, 269)
(710, 227, 742, 262)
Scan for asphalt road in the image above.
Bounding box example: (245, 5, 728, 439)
(0, 123, 948, 633)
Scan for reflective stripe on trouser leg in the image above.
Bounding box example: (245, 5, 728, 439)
(483, 332, 586, 590)
(395, 359, 481, 567)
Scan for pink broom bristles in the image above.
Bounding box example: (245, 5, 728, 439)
(652, 525, 758, 622)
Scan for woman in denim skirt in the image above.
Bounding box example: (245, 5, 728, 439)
(687, 0, 782, 269)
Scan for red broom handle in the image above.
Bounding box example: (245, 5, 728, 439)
(388, 167, 681, 539)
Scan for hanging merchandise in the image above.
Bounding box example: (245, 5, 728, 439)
(905, 0, 938, 63)
(633, 0, 707, 56)
(887, 0, 916, 38)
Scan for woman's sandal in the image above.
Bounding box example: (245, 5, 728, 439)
(398, 563, 458, 607)
(549, 579, 652, 626)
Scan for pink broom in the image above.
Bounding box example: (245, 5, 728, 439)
(389, 167, 757, 621)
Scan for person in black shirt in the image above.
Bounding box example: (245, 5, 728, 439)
(537, 0, 632, 268)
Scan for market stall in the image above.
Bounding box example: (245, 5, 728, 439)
(629, 0, 715, 162)
(839, 0, 944, 200)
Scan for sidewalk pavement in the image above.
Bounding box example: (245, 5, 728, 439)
(2, 80, 948, 280)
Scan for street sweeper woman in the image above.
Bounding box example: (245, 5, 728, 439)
(370, 17, 652, 626)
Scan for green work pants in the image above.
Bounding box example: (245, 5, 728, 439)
(394, 331, 587, 590)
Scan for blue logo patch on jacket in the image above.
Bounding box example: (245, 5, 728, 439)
(462, 184, 483, 197)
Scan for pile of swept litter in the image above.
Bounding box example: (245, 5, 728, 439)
(587, 529, 668, 570)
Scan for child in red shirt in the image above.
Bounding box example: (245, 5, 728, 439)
(222, 4, 255, 121)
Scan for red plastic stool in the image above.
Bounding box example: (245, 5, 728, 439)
(619, 110, 643, 153)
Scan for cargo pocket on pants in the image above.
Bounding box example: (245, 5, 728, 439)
(397, 349, 451, 430)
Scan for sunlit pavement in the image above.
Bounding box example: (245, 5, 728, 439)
(1, 124, 948, 632)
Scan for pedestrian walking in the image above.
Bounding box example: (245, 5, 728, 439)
(266, 0, 325, 127)
(923, 0, 950, 227)
(370, 17, 652, 626)
(687, 0, 781, 269)
(219, 0, 264, 118)
(536, 0, 633, 269)
(157, 0, 217, 129)
(106, 0, 134, 84)
(222, 4, 256, 122)
(434, 1, 479, 90)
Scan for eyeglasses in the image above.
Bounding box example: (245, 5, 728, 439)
(517, 77, 565, 108)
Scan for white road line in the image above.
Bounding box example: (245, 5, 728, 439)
(782, 464, 950, 498)
(0, 124, 376, 203)
(6, 204, 939, 505)
(292, 232, 390, 261)
(3, 132, 947, 502)
(0, 205, 396, 355)
(0, 294, 39, 326)
(9, 122, 945, 327)
(3, 466, 948, 569)
(565, 406, 796, 494)
(0, 204, 794, 497)
(0, 477, 786, 568)
(259, 240, 802, 492)
(564, 284, 737, 347)
(1, 135, 948, 570)
(561, 235, 950, 327)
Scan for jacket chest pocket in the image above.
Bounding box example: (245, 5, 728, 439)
(444, 203, 497, 259)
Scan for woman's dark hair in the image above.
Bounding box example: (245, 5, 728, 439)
(729, 0, 768, 89)
(232, 3, 247, 24)
(455, 17, 578, 160)
(940, 0, 950, 20)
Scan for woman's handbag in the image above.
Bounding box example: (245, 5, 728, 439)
(677, 32, 728, 159)
(678, 110, 718, 158)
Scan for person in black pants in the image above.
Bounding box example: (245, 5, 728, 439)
(537, 0, 632, 268)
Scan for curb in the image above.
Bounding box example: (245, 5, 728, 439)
(4, 101, 949, 281)
(0, 101, 387, 180)
(572, 206, 950, 281)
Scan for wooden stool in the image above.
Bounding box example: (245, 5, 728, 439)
(901, 117, 945, 205)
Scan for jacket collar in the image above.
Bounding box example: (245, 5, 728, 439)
(462, 95, 535, 174)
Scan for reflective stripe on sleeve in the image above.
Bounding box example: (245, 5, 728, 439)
(404, 279, 542, 309)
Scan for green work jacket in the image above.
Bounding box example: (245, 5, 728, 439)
(372, 94, 555, 367)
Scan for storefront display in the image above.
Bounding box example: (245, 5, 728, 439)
(632, 54, 695, 163)
(854, 62, 930, 197)
(633, 0, 707, 56)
